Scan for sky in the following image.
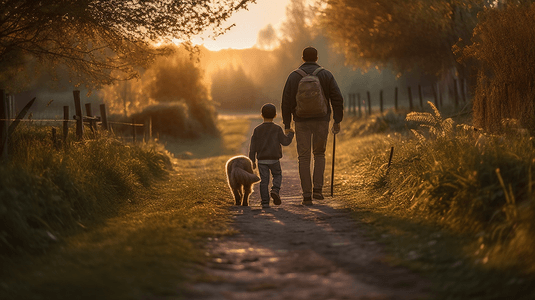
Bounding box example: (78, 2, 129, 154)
(192, 0, 291, 51)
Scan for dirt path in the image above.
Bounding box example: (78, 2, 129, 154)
(187, 121, 430, 299)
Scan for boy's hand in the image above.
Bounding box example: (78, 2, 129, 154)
(285, 128, 294, 134)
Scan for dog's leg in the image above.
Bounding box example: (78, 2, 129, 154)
(242, 184, 252, 206)
(232, 187, 242, 206)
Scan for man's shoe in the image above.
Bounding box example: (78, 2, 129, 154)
(313, 192, 324, 200)
(271, 192, 281, 205)
(261, 203, 270, 209)
(301, 197, 313, 206)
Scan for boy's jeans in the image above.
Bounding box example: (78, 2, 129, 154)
(258, 161, 282, 205)
(295, 120, 329, 198)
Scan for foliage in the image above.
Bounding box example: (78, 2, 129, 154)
(375, 104, 535, 272)
(211, 65, 263, 111)
(129, 101, 219, 140)
(406, 102, 455, 140)
(335, 106, 535, 297)
(100, 44, 219, 138)
(318, 0, 485, 76)
(0, 124, 171, 255)
(0, 0, 255, 89)
(460, 3, 535, 133)
(0, 117, 251, 299)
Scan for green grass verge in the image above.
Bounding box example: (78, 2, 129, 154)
(0, 117, 252, 299)
(335, 109, 535, 299)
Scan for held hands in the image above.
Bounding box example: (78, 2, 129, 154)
(331, 122, 340, 134)
(252, 162, 257, 170)
(284, 128, 294, 135)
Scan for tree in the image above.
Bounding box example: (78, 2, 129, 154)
(0, 0, 255, 89)
(461, 3, 535, 133)
(211, 65, 261, 111)
(318, 0, 487, 78)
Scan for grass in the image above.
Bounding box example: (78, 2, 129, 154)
(0, 124, 172, 256)
(335, 106, 535, 299)
(0, 117, 252, 299)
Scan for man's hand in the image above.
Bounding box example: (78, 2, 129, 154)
(331, 122, 340, 134)
(285, 128, 294, 135)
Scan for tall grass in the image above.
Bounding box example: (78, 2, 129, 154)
(341, 103, 535, 272)
(0, 124, 172, 255)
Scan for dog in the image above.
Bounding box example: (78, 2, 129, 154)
(225, 155, 260, 206)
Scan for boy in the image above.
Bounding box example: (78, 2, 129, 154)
(249, 103, 294, 209)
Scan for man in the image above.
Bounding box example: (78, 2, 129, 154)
(282, 46, 344, 206)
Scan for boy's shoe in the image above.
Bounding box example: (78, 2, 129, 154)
(271, 192, 281, 205)
(301, 197, 313, 206)
(261, 202, 270, 209)
(312, 192, 324, 200)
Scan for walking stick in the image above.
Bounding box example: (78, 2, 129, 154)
(330, 132, 336, 197)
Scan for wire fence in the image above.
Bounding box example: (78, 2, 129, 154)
(1, 90, 152, 159)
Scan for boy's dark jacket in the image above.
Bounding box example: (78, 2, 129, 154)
(249, 122, 294, 162)
(282, 62, 344, 129)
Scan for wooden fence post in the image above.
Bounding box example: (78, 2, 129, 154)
(73, 90, 83, 140)
(408, 86, 414, 111)
(367, 91, 372, 116)
(147, 117, 152, 141)
(1, 90, 7, 160)
(418, 84, 423, 108)
(85, 103, 95, 132)
(380, 90, 384, 114)
(10, 95, 15, 119)
(352, 93, 356, 116)
(51, 127, 58, 149)
(100, 104, 108, 130)
(395, 87, 398, 111)
(357, 93, 362, 117)
(63, 106, 69, 143)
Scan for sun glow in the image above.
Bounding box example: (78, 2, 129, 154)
(191, 0, 290, 51)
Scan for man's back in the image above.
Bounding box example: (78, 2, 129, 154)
(282, 62, 344, 129)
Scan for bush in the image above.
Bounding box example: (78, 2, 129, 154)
(0, 124, 171, 255)
(115, 101, 220, 140)
(375, 103, 535, 271)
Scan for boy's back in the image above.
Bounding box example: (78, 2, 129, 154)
(249, 122, 294, 162)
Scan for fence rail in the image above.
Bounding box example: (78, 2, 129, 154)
(0, 89, 151, 159)
(345, 80, 468, 117)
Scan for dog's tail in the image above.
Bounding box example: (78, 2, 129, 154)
(231, 168, 260, 184)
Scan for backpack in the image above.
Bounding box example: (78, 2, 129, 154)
(294, 67, 328, 118)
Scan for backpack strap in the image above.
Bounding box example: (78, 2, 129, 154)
(294, 69, 308, 77)
(312, 67, 324, 76)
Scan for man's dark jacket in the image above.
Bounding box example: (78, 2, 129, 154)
(281, 62, 344, 129)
